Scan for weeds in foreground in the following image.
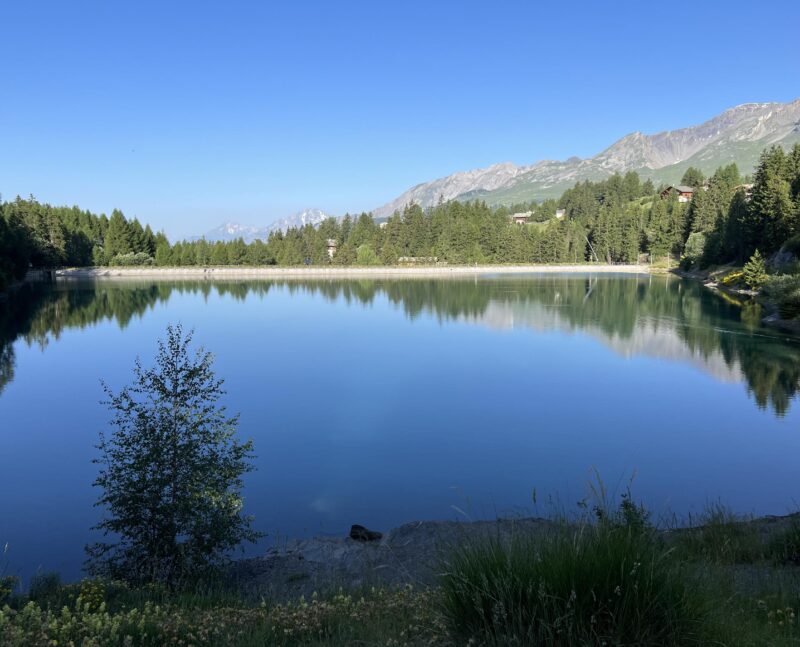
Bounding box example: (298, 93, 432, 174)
(674, 502, 763, 564)
(1, 585, 445, 646)
(439, 496, 712, 646)
(768, 519, 800, 565)
(4, 494, 800, 645)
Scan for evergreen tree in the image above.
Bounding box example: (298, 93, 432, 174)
(681, 167, 705, 187)
(742, 250, 768, 289)
(104, 209, 133, 263)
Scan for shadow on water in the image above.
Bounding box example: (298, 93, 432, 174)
(1, 275, 799, 415)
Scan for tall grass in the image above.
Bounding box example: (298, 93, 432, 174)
(673, 502, 763, 564)
(439, 496, 712, 645)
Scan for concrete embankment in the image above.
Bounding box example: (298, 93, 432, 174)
(56, 264, 650, 280)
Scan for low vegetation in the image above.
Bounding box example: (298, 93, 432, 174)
(439, 496, 711, 645)
(4, 499, 800, 645)
(763, 273, 800, 319)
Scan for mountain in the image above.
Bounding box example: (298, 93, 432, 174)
(199, 222, 268, 244)
(197, 208, 332, 243)
(373, 99, 800, 218)
(264, 208, 330, 234)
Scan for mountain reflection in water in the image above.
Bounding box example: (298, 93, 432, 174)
(1, 274, 799, 415)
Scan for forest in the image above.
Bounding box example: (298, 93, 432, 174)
(2, 144, 799, 289)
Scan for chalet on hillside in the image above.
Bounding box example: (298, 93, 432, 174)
(555, 208, 566, 220)
(326, 239, 337, 259)
(510, 211, 532, 224)
(660, 185, 695, 203)
(733, 183, 755, 200)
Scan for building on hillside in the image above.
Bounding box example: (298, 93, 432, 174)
(555, 208, 566, 220)
(660, 185, 695, 203)
(733, 183, 755, 200)
(510, 211, 532, 224)
(326, 239, 337, 259)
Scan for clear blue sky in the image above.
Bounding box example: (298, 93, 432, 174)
(1, 0, 798, 239)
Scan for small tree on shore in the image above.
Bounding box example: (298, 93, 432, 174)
(742, 250, 768, 290)
(88, 324, 260, 585)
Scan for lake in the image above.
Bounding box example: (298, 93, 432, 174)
(1, 273, 799, 583)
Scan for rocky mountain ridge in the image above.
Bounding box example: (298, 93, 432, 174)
(373, 99, 800, 218)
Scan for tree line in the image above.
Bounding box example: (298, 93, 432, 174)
(2, 143, 799, 289)
(0, 198, 166, 289)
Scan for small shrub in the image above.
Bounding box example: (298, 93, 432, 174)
(763, 274, 800, 319)
(721, 269, 744, 286)
(782, 235, 800, 257)
(110, 251, 155, 266)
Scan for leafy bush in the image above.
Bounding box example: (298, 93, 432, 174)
(763, 274, 800, 319)
(682, 232, 706, 269)
(782, 235, 800, 257)
(355, 243, 380, 266)
(109, 252, 154, 266)
(440, 499, 711, 646)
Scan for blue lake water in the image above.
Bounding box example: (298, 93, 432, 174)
(1, 274, 799, 583)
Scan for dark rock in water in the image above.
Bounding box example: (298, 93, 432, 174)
(349, 524, 383, 542)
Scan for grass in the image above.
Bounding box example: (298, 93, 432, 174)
(768, 519, 800, 566)
(673, 502, 763, 564)
(3, 497, 800, 645)
(439, 497, 712, 646)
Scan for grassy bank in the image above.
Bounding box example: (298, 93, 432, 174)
(3, 503, 800, 645)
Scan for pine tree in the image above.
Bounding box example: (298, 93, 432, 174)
(742, 250, 768, 289)
(104, 209, 133, 263)
(681, 167, 705, 188)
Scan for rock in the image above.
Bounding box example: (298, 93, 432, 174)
(349, 524, 383, 542)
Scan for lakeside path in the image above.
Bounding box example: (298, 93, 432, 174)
(56, 264, 650, 280)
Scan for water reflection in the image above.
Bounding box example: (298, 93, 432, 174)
(1, 275, 798, 415)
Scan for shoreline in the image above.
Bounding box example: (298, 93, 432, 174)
(229, 512, 800, 602)
(54, 264, 650, 280)
(673, 266, 800, 334)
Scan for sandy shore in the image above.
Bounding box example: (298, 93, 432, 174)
(56, 264, 650, 280)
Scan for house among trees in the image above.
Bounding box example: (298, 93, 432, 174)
(733, 183, 755, 201)
(555, 209, 566, 219)
(326, 238, 337, 259)
(659, 185, 695, 203)
(510, 211, 532, 224)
